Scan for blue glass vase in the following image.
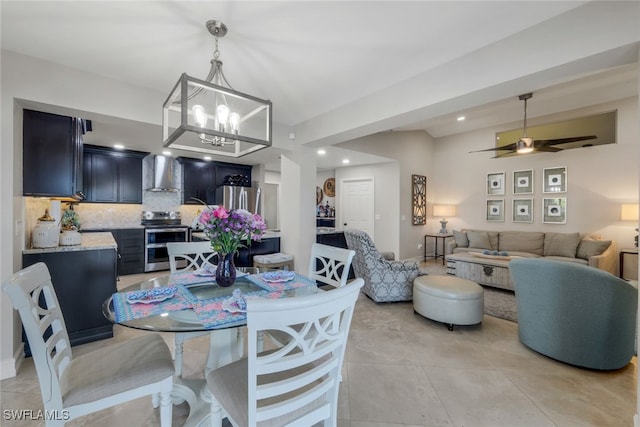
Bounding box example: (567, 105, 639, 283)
(216, 252, 237, 287)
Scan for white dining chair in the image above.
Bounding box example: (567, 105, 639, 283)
(263, 243, 356, 351)
(2, 262, 174, 427)
(308, 242, 356, 288)
(206, 278, 364, 427)
(167, 241, 223, 377)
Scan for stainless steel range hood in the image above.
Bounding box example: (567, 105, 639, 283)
(146, 155, 179, 192)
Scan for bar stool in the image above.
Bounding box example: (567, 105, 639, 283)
(253, 253, 295, 271)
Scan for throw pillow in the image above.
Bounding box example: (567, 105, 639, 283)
(544, 232, 581, 258)
(576, 240, 611, 260)
(453, 230, 469, 247)
(466, 230, 492, 250)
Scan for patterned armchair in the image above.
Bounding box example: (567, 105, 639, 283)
(344, 228, 423, 302)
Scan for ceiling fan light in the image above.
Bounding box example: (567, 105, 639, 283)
(517, 137, 534, 154)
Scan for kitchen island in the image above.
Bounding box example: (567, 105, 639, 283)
(22, 232, 118, 354)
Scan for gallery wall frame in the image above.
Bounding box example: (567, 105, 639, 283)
(543, 166, 567, 193)
(512, 198, 533, 223)
(486, 199, 505, 222)
(487, 172, 505, 196)
(513, 169, 534, 194)
(543, 197, 567, 224)
(412, 174, 427, 225)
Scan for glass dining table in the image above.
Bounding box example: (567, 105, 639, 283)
(103, 267, 318, 427)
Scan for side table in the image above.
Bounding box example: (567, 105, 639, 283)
(619, 248, 638, 280)
(424, 233, 453, 265)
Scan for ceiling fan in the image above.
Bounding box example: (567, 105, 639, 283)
(470, 93, 597, 158)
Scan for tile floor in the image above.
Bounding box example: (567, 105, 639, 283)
(1, 261, 637, 426)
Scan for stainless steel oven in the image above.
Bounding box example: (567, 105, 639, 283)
(144, 227, 190, 272)
(141, 211, 190, 272)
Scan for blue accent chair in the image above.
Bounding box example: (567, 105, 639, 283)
(344, 229, 422, 302)
(509, 258, 637, 370)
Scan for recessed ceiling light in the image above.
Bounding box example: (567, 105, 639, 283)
(457, 116, 466, 122)
(342, 159, 350, 164)
(113, 143, 125, 150)
(204, 156, 212, 161)
(162, 150, 172, 156)
(317, 149, 326, 155)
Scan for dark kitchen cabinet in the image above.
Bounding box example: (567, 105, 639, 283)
(23, 109, 85, 198)
(83, 145, 147, 203)
(114, 229, 145, 275)
(215, 162, 252, 186)
(22, 248, 117, 353)
(83, 228, 145, 275)
(179, 157, 216, 205)
(179, 157, 253, 206)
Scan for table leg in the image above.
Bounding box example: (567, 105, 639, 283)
(441, 237, 446, 265)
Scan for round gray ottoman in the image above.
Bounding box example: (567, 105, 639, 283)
(413, 275, 484, 330)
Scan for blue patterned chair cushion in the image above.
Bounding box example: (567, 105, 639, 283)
(343, 229, 423, 302)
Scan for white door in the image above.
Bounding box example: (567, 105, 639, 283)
(340, 177, 375, 238)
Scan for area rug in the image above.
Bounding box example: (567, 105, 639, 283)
(483, 287, 518, 323)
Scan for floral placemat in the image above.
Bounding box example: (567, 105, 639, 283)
(112, 284, 197, 323)
(245, 272, 316, 292)
(191, 290, 290, 329)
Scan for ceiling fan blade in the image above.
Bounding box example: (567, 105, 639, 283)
(469, 142, 517, 153)
(534, 135, 597, 146)
(535, 146, 563, 152)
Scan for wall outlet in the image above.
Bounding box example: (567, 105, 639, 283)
(418, 243, 423, 250)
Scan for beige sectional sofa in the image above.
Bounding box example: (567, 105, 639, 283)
(446, 229, 617, 275)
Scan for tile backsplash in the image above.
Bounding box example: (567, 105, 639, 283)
(24, 197, 204, 247)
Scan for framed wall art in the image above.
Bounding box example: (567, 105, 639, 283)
(487, 172, 505, 196)
(543, 197, 567, 224)
(411, 174, 427, 225)
(512, 198, 533, 223)
(543, 166, 567, 193)
(513, 169, 534, 194)
(486, 199, 504, 222)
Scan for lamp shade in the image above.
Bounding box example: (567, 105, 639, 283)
(621, 204, 639, 221)
(433, 205, 456, 218)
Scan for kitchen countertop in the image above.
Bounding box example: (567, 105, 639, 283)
(23, 232, 117, 255)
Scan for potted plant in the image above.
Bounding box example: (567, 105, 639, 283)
(59, 207, 82, 246)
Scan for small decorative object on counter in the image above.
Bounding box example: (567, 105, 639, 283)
(59, 206, 82, 246)
(32, 209, 60, 248)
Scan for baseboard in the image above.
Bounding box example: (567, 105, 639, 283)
(0, 343, 24, 380)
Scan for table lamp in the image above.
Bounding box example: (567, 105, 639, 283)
(433, 205, 456, 235)
(621, 204, 639, 247)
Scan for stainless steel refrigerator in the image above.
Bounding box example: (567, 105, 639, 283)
(220, 184, 278, 229)
(221, 185, 259, 213)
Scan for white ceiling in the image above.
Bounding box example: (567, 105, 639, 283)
(2, 1, 638, 170)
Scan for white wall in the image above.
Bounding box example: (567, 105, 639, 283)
(335, 162, 398, 256)
(431, 97, 639, 260)
(339, 130, 435, 260)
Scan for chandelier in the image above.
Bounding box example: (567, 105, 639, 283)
(162, 20, 272, 158)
